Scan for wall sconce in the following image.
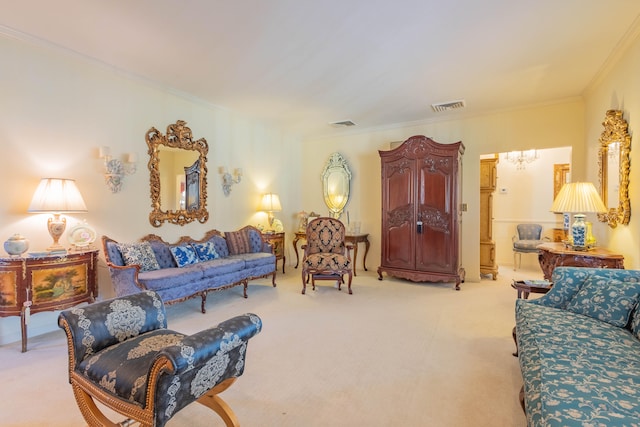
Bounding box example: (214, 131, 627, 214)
(99, 146, 137, 193)
(219, 167, 242, 196)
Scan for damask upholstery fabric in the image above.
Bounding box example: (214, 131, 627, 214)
(116, 242, 161, 272)
(58, 290, 263, 427)
(516, 267, 640, 426)
(225, 230, 251, 255)
(306, 218, 346, 255)
(513, 223, 544, 251)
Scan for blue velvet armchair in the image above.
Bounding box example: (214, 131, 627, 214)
(58, 290, 262, 426)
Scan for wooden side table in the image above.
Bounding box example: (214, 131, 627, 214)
(537, 242, 624, 281)
(0, 250, 99, 352)
(292, 231, 370, 276)
(263, 232, 285, 273)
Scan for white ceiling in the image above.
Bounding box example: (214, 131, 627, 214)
(2, 1, 640, 139)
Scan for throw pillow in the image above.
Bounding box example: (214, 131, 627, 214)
(225, 230, 251, 255)
(116, 242, 161, 272)
(565, 276, 640, 327)
(169, 245, 200, 267)
(192, 241, 220, 261)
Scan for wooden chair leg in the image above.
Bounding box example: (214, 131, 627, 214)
(71, 383, 125, 427)
(197, 378, 239, 427)
(347, 272, 353, 294)
(301, 269, 307, 294)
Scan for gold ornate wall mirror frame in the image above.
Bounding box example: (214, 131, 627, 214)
(146, 120, 209, 227)
(321, 152, 352, 219)
(598, 110, 631, 228)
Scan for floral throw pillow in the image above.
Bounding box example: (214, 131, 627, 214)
(169, 245, 200, 267)
(191, 242, 220, 261)
(566, 276, 640, 327)
(116, 242, 160, 272)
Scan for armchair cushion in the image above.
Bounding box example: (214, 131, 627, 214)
(303, 253, 351, 270)
(566, 276, 640, 327)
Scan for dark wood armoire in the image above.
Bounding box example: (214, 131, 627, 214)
(377, 136, 465, 289)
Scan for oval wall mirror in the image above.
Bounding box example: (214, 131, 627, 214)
(598, 110, 631, 228)
(146, 120, 209, 227)
(321, 152, 352, 219)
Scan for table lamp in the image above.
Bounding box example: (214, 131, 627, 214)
(550, 182, 607, 250)
(259, 193, 282, 230)
(28, 178, 88, 252)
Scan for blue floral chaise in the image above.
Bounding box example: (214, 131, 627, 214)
(516, 266, 640, 426)
(58, 290, 262, 426)
(102, 225, 276, 313)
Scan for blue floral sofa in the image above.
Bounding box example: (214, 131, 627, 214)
(516, 266, 640, 426)
(102, 225, 276, 313)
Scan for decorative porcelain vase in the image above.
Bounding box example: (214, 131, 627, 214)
(571, 214, 587, 248)
(4, 233, 29, 256)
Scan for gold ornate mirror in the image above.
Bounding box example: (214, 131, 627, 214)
(146, 120, 209, 227)
(598, 110, 631, 227)
(322, 152, 352, 219)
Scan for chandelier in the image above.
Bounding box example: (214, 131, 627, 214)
(505, 149, 539, 170)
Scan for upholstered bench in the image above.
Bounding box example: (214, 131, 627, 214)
(58, 290, 262, 426)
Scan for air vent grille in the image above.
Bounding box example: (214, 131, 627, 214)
(431, 100, 466, 112)
(330, 120, 356, 127)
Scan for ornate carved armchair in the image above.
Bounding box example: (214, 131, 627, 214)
(58, 290, 262, 427)
(301, 217, 353, 294)
(512, 223, 548, 270)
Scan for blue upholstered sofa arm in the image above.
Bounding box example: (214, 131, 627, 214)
(160, 313, 262, 374)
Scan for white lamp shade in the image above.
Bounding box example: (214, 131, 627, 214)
(550, 182, 607, 214)
(259, 193, 282, 212)
(28, 178, 88, 213)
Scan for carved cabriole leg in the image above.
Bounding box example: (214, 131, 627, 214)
(197, 378, 239, 427)
(271, 271, 277, 287)
(377, 267, 383, 280)
(201, 291, 207, 314)
(519, 385, 526, 413)
(347, 272, 353, 295)
(243, 280, 248, 298)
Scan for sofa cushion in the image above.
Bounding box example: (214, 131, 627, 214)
(225, 230, 251, 255)
(138, 266, 204, 291)
(192, 242, 220, 261)
(148, 240, 177, 269)
(170, 245, 200, 267)
(229, 252, 275, 269)
(116, 242, 160, 272)
(210, 235, 230, 258)
(197, 257, 246, 278)
(566, 276, 640, 327)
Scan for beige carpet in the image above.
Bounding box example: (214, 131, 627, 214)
(0, 265, 537, 426)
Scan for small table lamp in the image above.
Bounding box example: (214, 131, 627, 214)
(259, 193, 282, 230)
(28, 178, 88, 252)
(550, 182, 607, 250)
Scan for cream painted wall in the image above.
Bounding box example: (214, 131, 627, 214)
(584, 29, 640, 270)
(0, 36, 302, 344)
(301, 101, 585, 284)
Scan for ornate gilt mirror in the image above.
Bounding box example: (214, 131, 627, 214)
(598, 110, 631, 228)
(146, 120, 209, 227)
(321, 152, 352, 219)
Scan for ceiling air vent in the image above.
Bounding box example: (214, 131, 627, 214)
(431, 100, 466, 112)
(330, 120, 356, 127)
